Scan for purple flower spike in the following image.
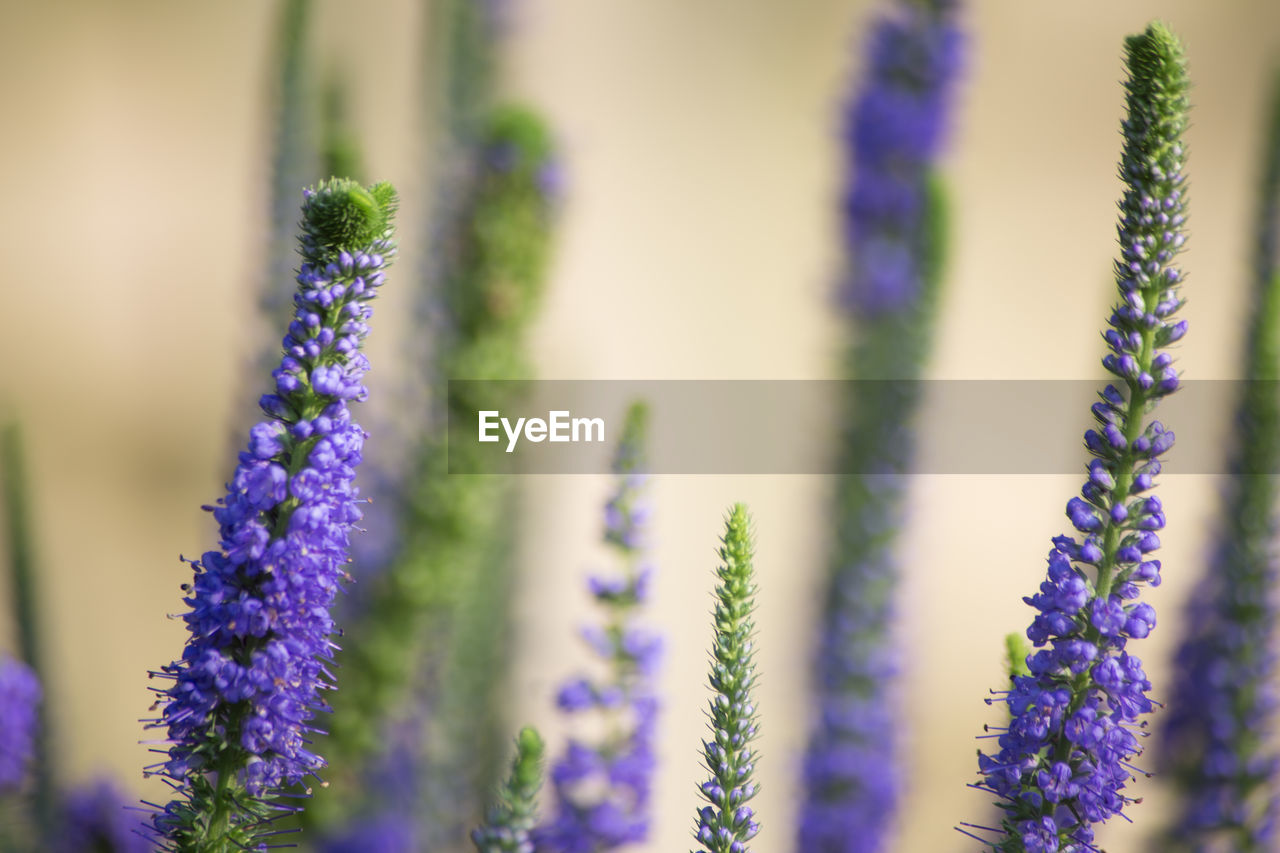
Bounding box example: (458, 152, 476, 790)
(144, 179, 397, 851)
(969, 24, 1188, 851)
(538, 403, 660, 853)
(1157, 62, 1280, 853)
(838, 0, 963, 316)
(799, 1, 962, 851)
(0, 654, 40, 790)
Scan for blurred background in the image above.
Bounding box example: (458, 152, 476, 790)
(1, 0, 1278, 850)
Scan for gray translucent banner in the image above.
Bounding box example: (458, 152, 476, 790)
(444, 380, 1264, 474)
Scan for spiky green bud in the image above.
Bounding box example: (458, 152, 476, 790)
(1121, 23, 1190, 168)
(693, 504, 761, 853)
(300, 178, 398, 259)
(471, 727, 546, 853)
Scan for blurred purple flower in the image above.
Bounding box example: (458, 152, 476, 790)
(0, 654, 40, 790)
(54, 778, 150, 853)
(319, 815, 419, 853)
(798, 2, 962, 851)
(538, 404, 659, 853)
(838, 0, 962, 316)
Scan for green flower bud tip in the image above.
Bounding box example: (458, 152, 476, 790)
(1125, 22, 1188, 102)
(471, 726, 546, 853)
(511, 726, 545, 796)
(302, 177, 399, 255)
(1121, 23, 1189, 169)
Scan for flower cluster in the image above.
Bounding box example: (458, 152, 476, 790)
(1161, 536, 1279, 847)
(0, 653, 40, 790)
(694, 504, 760, 853)
(838, 0, 962, 316)
(145, 179, 397, 848)
(971, 23, 1188, 852)
(1157, 69, 1280, 852)
(538, 403, 661, 853)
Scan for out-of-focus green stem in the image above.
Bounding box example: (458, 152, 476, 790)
(321, 74, 365, 183)
(262, 0, 320, 329)
(304, 107, 557, 845)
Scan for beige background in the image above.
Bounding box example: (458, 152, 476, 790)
(1, 1, 1278, 850)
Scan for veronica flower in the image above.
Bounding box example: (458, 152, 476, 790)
(693, 504, 760, 853)
(538, 403, 660, 853)
(1158, 70, 1280, 852)
(0, 653, 40, 791)
(964, 23, 1188, 852)
(474, 727, 546, 853)
(838, 0, 961, 317)
(798, 1, 960, 850)
(144, 178, 397, 850)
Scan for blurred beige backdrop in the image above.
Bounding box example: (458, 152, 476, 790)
(1, 1, 1278, 851)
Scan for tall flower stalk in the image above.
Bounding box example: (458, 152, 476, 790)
(300, 7, 556, 845)
(308, 105, 558, 845)
(537, 402, 661, 853)
(260, 0, 320, 336)
(693, 504, 760, 853)
(144, 178, 397, 851)
(966, 22, 1188, 852)
(798, 0, 960, 850)
(1158, 68, 1280, 852)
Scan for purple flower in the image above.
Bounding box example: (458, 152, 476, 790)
(538, 403, 660, 853)
(1161, 548, 1280, 846)
(54, 778, 150, 853)
(798, 2, 962, 851)
(0, 654, 39, 790)
(319, 815, 419, 853)
(144, 180, 396, 849)
(1158, 74, 1280, 851)
(971, 24, 1188, 851)
(838, 0, 962, 316)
